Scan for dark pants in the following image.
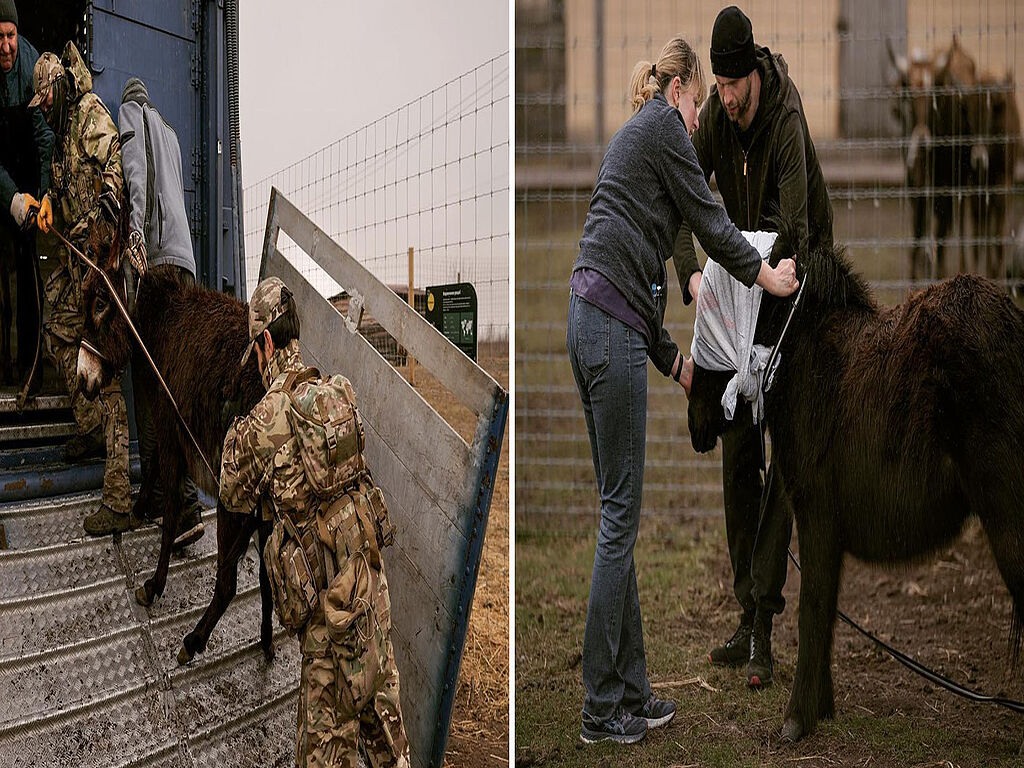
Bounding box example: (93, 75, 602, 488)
(0, 225, 42, 376)
(14, 231, 41, 374)
(567, 293, 652, 726)
(720, 405, 793, 618)
(133, 266, 199, 517)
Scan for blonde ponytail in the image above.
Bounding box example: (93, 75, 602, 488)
(629, 60, 661, 114)
(629, 37, 706, 115)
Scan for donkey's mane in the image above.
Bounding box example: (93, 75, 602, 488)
(800, 242, 878, 315)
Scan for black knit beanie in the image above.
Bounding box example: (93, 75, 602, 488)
(0, 0, 17, 28)
(711, 6, 756, 79)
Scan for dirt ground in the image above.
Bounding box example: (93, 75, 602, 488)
(403, 345, 509, 768)
(516, 512, 1024, 767)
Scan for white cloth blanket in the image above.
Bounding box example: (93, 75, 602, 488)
(690, 231, 778, 424)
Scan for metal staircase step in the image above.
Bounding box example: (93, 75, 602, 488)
(0, 395, 71, 413)
(0, 421, 77, 443)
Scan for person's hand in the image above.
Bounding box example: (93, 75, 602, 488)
(36, 194, 53, 233)
(10, 192, 39, 230)
(125, 229, 148, 275)
(98, 187, 120, 223)
(688, 271, 702, 302)
(761, 257, 799, 297)
(671, 352, 694, 394)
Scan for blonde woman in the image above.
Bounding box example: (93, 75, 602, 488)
(567, 36, 798, 744)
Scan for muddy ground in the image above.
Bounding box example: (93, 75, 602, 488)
(516, 511, 1024, 768)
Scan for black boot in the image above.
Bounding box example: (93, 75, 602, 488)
(746, 611, 774, 688)
(708, 612, 754, 667)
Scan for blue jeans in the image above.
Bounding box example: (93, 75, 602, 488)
(567, 292, 652, 726)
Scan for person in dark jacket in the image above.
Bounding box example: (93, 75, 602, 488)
(118, 76, 205, 550)
(673, 5, 835, 691)
(0, 0, 52, 394)
(568, 34, 799, 745)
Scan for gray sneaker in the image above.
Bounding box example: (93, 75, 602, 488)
(580, 707, 647, 745)
(632, 694, 676, 729)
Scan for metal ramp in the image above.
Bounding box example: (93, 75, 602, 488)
(0, 391, 299, 766)
(0, 189, 507, 768)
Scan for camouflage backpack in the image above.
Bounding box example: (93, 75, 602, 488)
(283, 367, 395, 550)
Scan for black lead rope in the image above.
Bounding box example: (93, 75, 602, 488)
(786, 549, 1024, 714)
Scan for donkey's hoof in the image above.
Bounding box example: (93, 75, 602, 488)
(177, 643, 194, 666)
(135, 584, 153, 606)
(261, 640, 276, 662)
(779, 717, 805, 744)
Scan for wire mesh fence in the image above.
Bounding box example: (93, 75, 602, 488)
(243, 53, 510, 361)
(515, 0, 1024, 525)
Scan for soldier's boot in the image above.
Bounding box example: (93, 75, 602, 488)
(63, 427, 105, 463)
(746, 611, 774, 689)
(84, 503, 142, 537)
(173, 502, 205, 551)
(708, 611, 754, 667)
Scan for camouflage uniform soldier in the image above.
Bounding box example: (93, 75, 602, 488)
(220, 277, 410, 768)
(29, 42, 133, 535)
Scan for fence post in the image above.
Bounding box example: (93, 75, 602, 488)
(408, 246, 416, 386)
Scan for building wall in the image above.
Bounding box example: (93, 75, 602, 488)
(560, 0, 1023, 147)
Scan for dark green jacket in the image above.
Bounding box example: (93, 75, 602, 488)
(675, 47, 832, 303)
(0, 35, 53, 212)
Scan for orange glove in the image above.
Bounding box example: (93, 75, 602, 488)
(36, 194, 53, 234)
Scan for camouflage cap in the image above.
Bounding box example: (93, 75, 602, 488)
(27, 52, 64, 108)
(240, 276, 291, 367)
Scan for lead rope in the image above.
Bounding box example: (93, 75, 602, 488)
(52, 227, 218, 486)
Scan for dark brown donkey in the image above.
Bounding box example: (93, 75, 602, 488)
(687, 229, 1024, 743)
(77, 261, 274, 665)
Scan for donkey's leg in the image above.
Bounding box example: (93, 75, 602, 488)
(178, 503, 257, 664)
(256, 520, 275, 660)
(782, 511, 841, 743)
(136, 450, 185, 606)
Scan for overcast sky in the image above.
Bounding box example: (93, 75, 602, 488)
(238, 0, 510, 188)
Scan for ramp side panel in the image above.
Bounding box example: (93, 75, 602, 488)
(268, 190, 500, 419)
(263, 251, 477, 768)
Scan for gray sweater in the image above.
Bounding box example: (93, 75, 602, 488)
(574, 91, 762, 375)
(118, 85, 196, 275)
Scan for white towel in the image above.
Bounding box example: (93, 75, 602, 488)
(690, 230, 778, 424)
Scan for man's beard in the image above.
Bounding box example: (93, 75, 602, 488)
(727, 87, 752, 124)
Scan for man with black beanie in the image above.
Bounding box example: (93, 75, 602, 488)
(0, 0, 52, 394)
(674, 5, 833, 690)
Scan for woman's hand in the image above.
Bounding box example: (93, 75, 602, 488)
(756, 257, 799, 297)
(670, 352, 694, 396)
(687, 271, 702, 302)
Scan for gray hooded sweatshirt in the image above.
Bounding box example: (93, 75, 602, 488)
(118, 78, 196, 275)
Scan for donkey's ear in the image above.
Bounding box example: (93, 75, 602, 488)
(762, 203, 801, 265)
(107, 245, 122, 273)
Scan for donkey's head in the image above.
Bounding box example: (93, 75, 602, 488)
(77, 239, 132, 400)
